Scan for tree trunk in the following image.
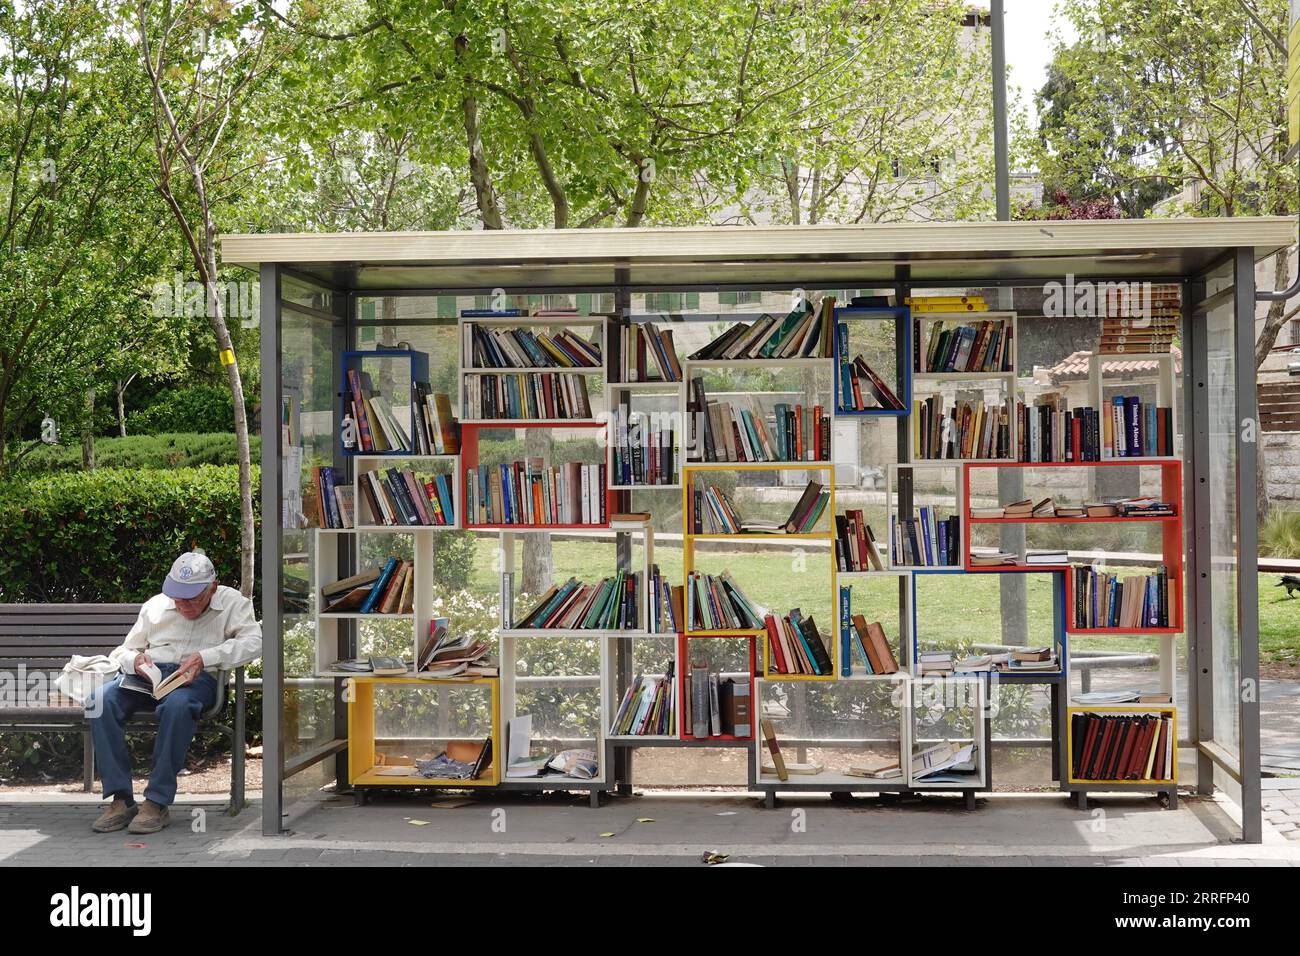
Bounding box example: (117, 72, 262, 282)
(116, 379, 128, 437)
(81, 387, 95, 469)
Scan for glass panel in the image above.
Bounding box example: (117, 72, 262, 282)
(281, 303, 339, 761)
(1204, 282, 1241, 762)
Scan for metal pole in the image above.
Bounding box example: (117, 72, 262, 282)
(1234, 248, 1262, 843)
(1185, 279, 1214, 796)
(259, 263, 284, 836)
(991, 0, 1011, 222)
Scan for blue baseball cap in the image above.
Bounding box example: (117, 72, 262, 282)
(163, 551, 216, 599)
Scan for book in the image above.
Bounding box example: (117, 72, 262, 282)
(1071, 712, 1174, 781)
(513, 571, 644, 631)
(763, 609, 834, 675)
(466, 459, 605, 526)
(915, 317, 1011, 372)
(760, 719, 788, 781)
(890, 507, 959, 567)
(466, 323, 601, 369)
(610, 392, 677, 486)
(1071, 565, 1171, 629)
(119, 663, 190, 701)
(689, 377, 830, 463)
(687, 571, 765, 631)
(914, 392, 1011, 460)
(619, 322, 683, 382)
(611, 665, 676, 736)
(689, 299, 835, 361)
(462, 371, 593, 421)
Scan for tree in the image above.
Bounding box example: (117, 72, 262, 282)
(1027, 0, 1297, 517)
(133, 0, 291, 596)
(0, 1, 174, 475)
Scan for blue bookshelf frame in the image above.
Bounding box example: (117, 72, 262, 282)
(910, 568, 1068, 682)
(833, 306, 911, 417)
(340, 347, 431, 458)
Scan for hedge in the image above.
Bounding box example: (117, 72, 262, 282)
(126, 383, 241, 434)
(16, 433, 261, 474)
(0, 465, 257, 603)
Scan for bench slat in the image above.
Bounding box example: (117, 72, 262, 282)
(0, 604, 142, 613)
(0, 627, 133, 638)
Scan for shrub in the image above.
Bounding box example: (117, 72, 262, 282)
(1261, 508, 1300, 559)
(0, 465, 257, 603)
(15, 433, 260, 474)
(126, 384, 241, 435)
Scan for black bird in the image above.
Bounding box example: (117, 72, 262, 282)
(1277, 575, 1300, 598)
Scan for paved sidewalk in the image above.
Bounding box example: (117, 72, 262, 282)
(3, 788, 1299, 866)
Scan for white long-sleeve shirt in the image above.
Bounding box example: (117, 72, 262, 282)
(108, 586, 263, 674)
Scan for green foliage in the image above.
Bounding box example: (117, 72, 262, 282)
(125, 385, 239, 435)
(0, 465, 257, 603)
(1261, 509, 1300, 559)
(15, 433, 260, 474)
(1027, 0, 1292, 220)
(0, 2, 183, 474)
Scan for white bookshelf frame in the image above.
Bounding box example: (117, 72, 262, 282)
(603, 634, 680, 742)
(606, 382, 687, 490)
(1087, 351, 1179, 462)
(906, 676, 990, 790)
(353, 454, 462, 530)
(884, 462, 965, 570)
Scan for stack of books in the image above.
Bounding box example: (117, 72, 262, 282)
(464, 321, 602, 368)
(686, 571, 765, 631)
(345, 369, 417, 454)
(1071, 711, 1174, 780)
(969, 551, 1018, 566)
(689, 378, 829, 463)
(611, 665, 676, 736)
(764, 609, 833, 676)
(914, 315, 1012, 373)
(1007, 647, 1059, 672)
(685, 668, 751, 738)
(311, 466, 354, 529)
(357, 466, 455, 527)
(462, 371, 594, 420)
(917, 649, 954, 674)
(1114, 496, 1176, 517)
(610, 394, 677, 486)
(834, 510, 886, 571)
(465, 458, 606, 526)
(914, 394, 1011, 459)
(411, 385, 461, 455)
(618, 322, 682, 382)
(689, 480, 828, 534)
(836, 324, 904, 411)
(688, 298, 836, 361)
(1071, 565, 1171, 629)
(838, 600, 900, 675)
(1017, 394, 1102, 462)
(891, 507, 959, 567)
(647, 564, 681, 634)
(906, 294, 987, 313)
(969, 497, 1055, 519)
(1103, 395, 1174, 458)
(417, 619, 495, 678)
(514, 572, 644, 631)
(321, 558, 413, 615)
(1099, 284, 1178, 355)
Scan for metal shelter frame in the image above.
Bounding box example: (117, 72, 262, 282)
(226, 217, 1291, 841)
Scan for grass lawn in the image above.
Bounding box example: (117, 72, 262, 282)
(465, 537, 1300, 664)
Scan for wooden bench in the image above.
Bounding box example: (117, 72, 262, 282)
(0, 603, 247, 815)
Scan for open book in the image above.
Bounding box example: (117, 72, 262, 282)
(120, 663, 189, 700)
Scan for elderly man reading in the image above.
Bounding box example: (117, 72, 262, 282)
(87, 551, 261, 834)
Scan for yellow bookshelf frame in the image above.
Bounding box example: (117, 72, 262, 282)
(682, 461, 838, 680)
(347, 675, 501, 787)
(1065, 704, 1178, 786)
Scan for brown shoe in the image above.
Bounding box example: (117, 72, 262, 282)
(92, 798, 138, 833)
(127, 800, 170, 834)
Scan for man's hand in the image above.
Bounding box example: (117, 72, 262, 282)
(133, 652, 154, 677)
(176, 653, 205, 685)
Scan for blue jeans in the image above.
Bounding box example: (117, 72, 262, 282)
(87, 662, 217, 807)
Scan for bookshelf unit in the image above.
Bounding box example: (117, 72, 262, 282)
(340, 348, 430, 458)
(1087, 351, 1179, 461)
(885, 463, 965, 570)
(325, 301, 1185, 811)
(347, 675, 500, 789)
(1064, 704, 1178, 809)
(833, 305, 910, 417)
(607, 382, 686, 490)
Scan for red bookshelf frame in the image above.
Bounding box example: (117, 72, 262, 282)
(961, 460, 1184, 633)
(460, 420, 615, 530)
(677, 632, 758, 742)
